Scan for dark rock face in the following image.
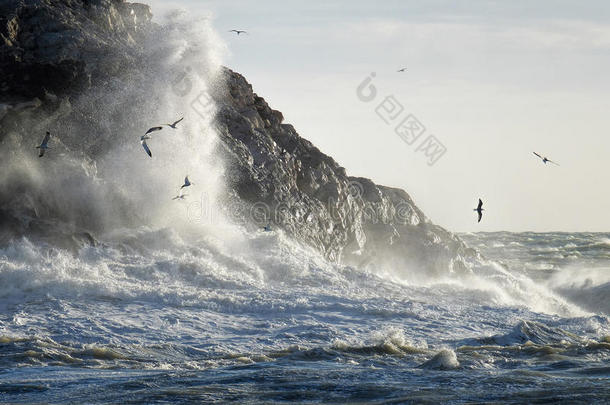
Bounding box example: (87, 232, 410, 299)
(0, 0, 154, 247)
(213, 70, 475, 274)
(0, 0, 477, 274)
(0, 0, 152, 100)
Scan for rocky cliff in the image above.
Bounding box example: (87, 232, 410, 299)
(214, 70, 474, 273)
(0, 0, 152, 102)
(0, 0, 477, 274)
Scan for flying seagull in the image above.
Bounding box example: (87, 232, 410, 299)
(533, 152, 559, 166)
(180, 176, 193, 189)
(140, 135, 152, 157)
(397, 67, 407, 72)
(473, 198, 484, 223)
(145, 126, 163, 135)
(140, 125, 169, 157)
(229, 30, 247, 35)
(165, 117, 184, 129)
(36, 131, 51, 157)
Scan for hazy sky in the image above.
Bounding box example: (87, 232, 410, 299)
(148, 0, 610, 232)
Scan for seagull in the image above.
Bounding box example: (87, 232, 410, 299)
(164, 117, 184, 129)
(140, 135, 152, 157)
(35, 131, 51, 157)
(145, 126, 163, 135)
(533, 152, 559, 166)
(229, 30, 247, 35)
(397, 67, 407, 72)
(140, 125, 169, 157)
(180, 176, 193, 189)
(473, 199, 484, 223)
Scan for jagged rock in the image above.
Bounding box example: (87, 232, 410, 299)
(0, 0, 152, 100)
(0, 0, 477, 276)
(213, 69, 475, 274)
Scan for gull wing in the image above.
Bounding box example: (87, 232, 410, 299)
(477, 199, 483, 210)
(141, 139, 152, 157)
(145, 126, 163, 135)
(533, 152, 543, 159)
(478, 210, 483, 223)
(172, 117, 184, 126)
(41, 132, 51, 147)
(38, 148, 45, 158)
(548, 159, 560, 166)
(181, 176, 190, 188)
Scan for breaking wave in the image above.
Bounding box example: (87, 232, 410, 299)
(1, 7, 609, 403)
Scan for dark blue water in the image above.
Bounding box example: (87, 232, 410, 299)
(1, 231, 609, 403)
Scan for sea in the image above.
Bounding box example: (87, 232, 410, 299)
(1, 11, 609, 404)
(0, 230, 608, 404)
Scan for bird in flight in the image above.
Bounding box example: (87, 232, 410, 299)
(229, 30, 247, 35)
(145, 126, 163, 135)
(473, 199, 484, 223)
(36, 131, 51, 157)
(533, 152, 559, 165)
(141, 124, 173, 157)
(180, 176, 193, 189)
(397, 67, 407, 72)
(165, 117, 184, 129)
(140, 135, 152, 157)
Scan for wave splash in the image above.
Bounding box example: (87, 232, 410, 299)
(0, 11, 225, 244)
(0, 9, 608, 387)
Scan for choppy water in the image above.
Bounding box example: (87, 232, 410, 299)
(1, 230, 609, 404)
(1, 9, 609, 404)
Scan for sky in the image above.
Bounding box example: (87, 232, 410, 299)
(147, 0, 610, 232)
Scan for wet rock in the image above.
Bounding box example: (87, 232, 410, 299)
(0, 0, 152, 100)
(0, 0, 478, 275)
(213, 68, 476, 274)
